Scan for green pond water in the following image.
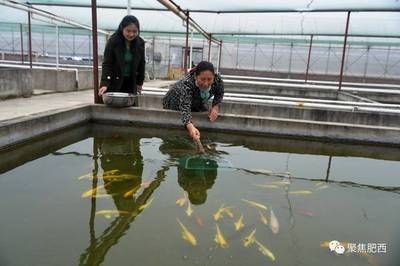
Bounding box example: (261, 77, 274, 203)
(0, 124, 399, 266)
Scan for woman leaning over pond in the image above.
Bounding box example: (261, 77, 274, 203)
(99, 15, 145, 96)
(163, 61, 224, 141)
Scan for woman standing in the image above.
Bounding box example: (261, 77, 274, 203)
(99, 15, 145, 96)
(163, 61, 224, 141)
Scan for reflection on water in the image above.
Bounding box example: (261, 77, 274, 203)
(0, 124, 399, 266)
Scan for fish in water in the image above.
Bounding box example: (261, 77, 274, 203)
(269, 208, 279, 234)
(186, 201, 193, 217)
(214, 224, 229, 248)
(243, 228, 256, 247)
(315, 185, 329, 191)
(177, 218, 197, 246)
(255, 184, 280, 189)
(95, 210, 130, 218)
(81, 185, 106, 198)
(176, 192, 187, 207)
(259, 210, 268, 225)
(254, 239, 276, 262)
(213, 204, 234, 221)
(241, 199, 268, 211)
(138, 198, 154, 211)
(77, 173, 92, 180)
(195, 214, 203, 227)
(288, 190, 313, 195)
(234, 214, 244, 231)
(123, 184, 141, 198)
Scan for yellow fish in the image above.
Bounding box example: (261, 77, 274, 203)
(241, 199, 268, 211)
(176, 193, 187, 207)
(103, 169, 119, 175)
(177, 218, 197, 246)
(243, 228, 256, 247)
(213, 204, 234, 221)
(271, 180, 290, 185)
(95, 210, 130, 218)
(186, 201, 193, 217)
(77, 173, 92, 180)
(259, 210, 268, 225)
(269, 208, 279, 234)
(138, 198, 153, 211)
(288, 190, 313, 195)
(81, 185, 105, 198)
(254, 239, 276, 262)
(234, 214, 244, 231)
(214, 224, 229, 248)
(255, 184, 280, 189)
(123, 184, 141, 198)
(315, 181, 325, 186)
(315, 185, 329, 191)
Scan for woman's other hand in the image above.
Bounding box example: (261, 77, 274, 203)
(208, 105, 219, 122)
(137, 85, 143, 95)
(98, 86, 108, 96)
(186, 123, 201, 141)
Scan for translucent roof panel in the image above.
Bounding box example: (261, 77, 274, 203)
(2, 0, 400, 37)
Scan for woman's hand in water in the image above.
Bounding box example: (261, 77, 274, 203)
(208, 105, 219, 122)
(137, 85, 143, 95)
(98, 86, 108, 96)
(186, 123, 200, 141)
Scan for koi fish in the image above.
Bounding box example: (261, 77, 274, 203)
(234, 214, 244, 231)
(214, 224, 229, 248)
(315, 185, 329, 191)
(270, 180, 291, 185)
(186, 201, 193, 217)
(77, 173, 92, 180)
(177, 218, 197, 246)
(269, 208, 279, 234)
(259, 210, 268, 225)
(213, 204, 234, 221)
(255, 184, 280, 189)
(176, 197, 186, 207)
(243, 228, 256, 247)
(288, 190, 313, 195)
(123, 184, 141, 198)
(95, 210, 130, 218)
(138, 198, 153, 211)
(254, 239, 276, 262)
(241, 199, 268, 211)
(195, 214, 203, 227)
(81, 185, 105, 198)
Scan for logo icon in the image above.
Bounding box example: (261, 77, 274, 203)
(329, 240, 345, 255)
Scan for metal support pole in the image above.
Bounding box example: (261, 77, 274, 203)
(152, 36, 155, 79)
(363, 46, 370, 81)
(41, 30, 45, 55)
(28, 10, 33, 68)
(325, 43, 331, 75)
(184, 10, 189, 74)
(235, 37, 239, 69)
(207, 34, 212, 62)
(288, 42, 293, 77)
(56, 25, 59, 69)
(72, 32, 75, 56)
(127, 0, 131, 15)
(12, 31, 15, 54)
(270, 41, 275, 72)
(253, 41, 257, 70)
(91, 0, 101, 103)
(383, 46, 391, 78)
(189, 30, 193, 68)
(305, 34, 313, 82)
(338, 11, 351, 91)
(217, 41, 222, 73)
(20, 24, 24, 63)
(167, 36, 171, 74)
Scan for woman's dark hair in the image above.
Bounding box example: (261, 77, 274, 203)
(110, 15, 140, 46)
(193, 61, 215, 76)
(118, 15, 140, 33)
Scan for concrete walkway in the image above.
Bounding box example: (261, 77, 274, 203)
(0, 79, 175, 122)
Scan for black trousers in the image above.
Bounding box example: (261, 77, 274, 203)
(120, 76, 137, 95)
